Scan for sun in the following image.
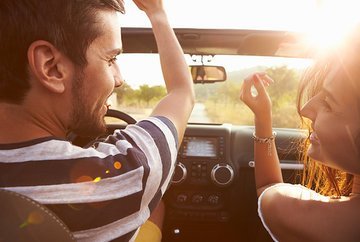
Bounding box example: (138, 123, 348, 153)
(304, 0, 360, 52)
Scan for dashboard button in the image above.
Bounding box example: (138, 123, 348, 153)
(191, 194, 203, 204)
(208, 195, 219, 205)
(176, 194, 188, 203)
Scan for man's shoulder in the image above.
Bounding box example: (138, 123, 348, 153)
(132, 116, 178, 148)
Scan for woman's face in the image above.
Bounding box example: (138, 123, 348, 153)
(300, 63, 360, 175)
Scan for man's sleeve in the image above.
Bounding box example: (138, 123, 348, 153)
(99, 116, 178, 213)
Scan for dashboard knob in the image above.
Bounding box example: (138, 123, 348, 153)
(171, 162, 187, 185)
(210, 163, 234, 186)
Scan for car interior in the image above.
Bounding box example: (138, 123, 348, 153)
(3, 28, 311, 242)
(3, 2, 330, 241)
(1, 189, 76, 241)
(101, 27, 309, 242)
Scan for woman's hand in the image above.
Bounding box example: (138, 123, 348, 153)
(239, 72, 274, 121)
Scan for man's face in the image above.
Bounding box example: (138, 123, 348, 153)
(69, 10, 124, 137)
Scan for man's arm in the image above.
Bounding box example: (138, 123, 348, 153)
(133, 0, 195, 144)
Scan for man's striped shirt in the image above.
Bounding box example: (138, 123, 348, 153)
(0, 116, 178, 242)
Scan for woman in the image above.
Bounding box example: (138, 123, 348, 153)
(240, 28, 360, 241)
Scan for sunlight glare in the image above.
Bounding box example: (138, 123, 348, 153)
(114, 161, 122, 170)
(305, 0, 360, 52)
(20, 211, 44, 228)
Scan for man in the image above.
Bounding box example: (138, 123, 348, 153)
(0, 0, 194, 241)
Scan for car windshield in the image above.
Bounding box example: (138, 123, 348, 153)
(107, 0, 358, 128)
(108, 54, 312, 128)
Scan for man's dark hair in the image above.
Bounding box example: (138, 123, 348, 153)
(0, 0, 125, 104)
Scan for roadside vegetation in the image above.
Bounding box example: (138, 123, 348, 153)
(113, 66, 303, 128)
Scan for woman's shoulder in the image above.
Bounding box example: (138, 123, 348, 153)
(258, 183, 360, 241)
(259, 183, 329, 202)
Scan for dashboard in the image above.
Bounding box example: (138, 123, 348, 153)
(102, 122, 306, 242)
(181, 136, 220, 158)
(175, 135, 232, 187)
(163, 123, 306, 242)
(167, 124, 234, 224)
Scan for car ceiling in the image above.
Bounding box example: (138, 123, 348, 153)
(121, 27, 311, 58)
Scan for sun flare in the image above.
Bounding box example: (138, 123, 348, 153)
(304, 0, 360, 52)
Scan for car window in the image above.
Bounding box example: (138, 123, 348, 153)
(108, 54, 312, 128)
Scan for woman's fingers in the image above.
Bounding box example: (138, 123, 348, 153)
(261, 74, 274, 86)
(240, 72, 273, 98)
(240, 72, 273, 115)
(241, 73, 269, 100)
(253, 73, 267, 96)
(240, 74, 253, 101)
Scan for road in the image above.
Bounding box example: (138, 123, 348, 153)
(107, 102, 210, 124)
(189, 103, 210, 123)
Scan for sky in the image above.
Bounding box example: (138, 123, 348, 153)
(120, 0, 317, 31)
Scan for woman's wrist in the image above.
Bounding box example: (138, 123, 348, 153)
(254, 114, 273, 137)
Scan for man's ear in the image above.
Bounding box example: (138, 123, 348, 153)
(27, 40, 73, 94)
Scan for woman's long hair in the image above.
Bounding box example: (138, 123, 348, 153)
(296, 56, 354, 197)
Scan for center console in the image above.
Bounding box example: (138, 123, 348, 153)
(173, 135, 234, 186)
(166, 124, 236, 223)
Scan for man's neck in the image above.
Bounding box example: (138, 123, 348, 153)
(0, 103, 67, 144)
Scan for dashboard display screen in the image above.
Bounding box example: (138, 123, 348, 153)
(182, 137, 217, 157)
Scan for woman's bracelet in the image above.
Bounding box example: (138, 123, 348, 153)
(252, 131, 277, 156)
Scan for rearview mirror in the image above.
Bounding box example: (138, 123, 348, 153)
(190, 65, 227, 83)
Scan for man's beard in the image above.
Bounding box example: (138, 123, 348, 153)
(69, 72, 107, 138)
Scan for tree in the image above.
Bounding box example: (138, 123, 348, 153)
(113, 83, 135, 104)
(138, 84, 166, 106)
(202, 66, 303, 128)
(265, 66, 302, 127)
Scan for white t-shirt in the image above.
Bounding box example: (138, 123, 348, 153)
(257, 183, 329, 242)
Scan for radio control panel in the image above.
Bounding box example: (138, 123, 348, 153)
(167, 125, 235, 222)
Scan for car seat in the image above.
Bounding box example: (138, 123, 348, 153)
(0, 189, 75, 241)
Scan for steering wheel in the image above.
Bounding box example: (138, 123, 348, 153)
(105, 109, 137, 125)
(68, 109, 137, 146)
